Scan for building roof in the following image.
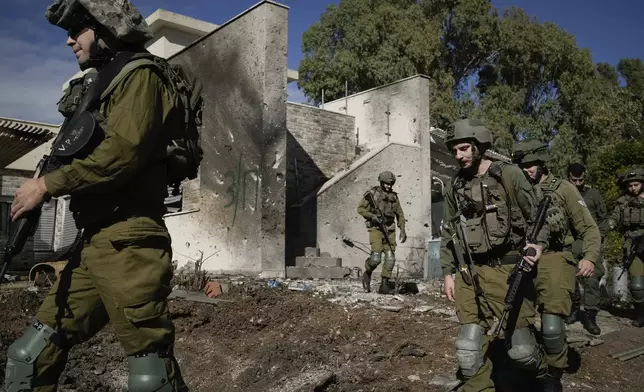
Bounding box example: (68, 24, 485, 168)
(145, 8, 299, 82)
(146, 9, 219, 37)
(0, 117, 58, 170)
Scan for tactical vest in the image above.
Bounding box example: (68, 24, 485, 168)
(452, 162, 525, 255)
(618, 195, 644, 237)
(56, 70, 98, 118)
(536, 176, 571, 248)
(365, 186, 398, 227)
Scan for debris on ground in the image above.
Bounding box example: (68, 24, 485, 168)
(1, 276, 643, 392)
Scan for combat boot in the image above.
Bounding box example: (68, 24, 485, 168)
(564, 306, 579, 325)
(362, 270, 372, 293)
(580, 309, 601, 335)
(632, 304, 644, 328)
(541, 366, 563, 392)
(378, 277, 393, 294)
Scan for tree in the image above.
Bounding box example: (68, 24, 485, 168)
(298, 0, 499, 129)
(298, 0, 643, 172)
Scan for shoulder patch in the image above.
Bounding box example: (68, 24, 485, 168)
(578, 199, 587, 208)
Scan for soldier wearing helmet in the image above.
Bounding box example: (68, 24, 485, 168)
(357, 171, 407, 294)
(609, 167, 644, 327)
(5, 1, 188, 391)
(512, 139, 601, 391)
(441, 119, 548, 391)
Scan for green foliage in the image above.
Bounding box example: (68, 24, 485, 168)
(298, 0, 642, 175)
(589, 141, 644, 210)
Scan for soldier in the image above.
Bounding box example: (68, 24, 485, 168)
(357, 171, 407, 294)
(609, 167, 644, 327)
(5, 1, 188, 391)
(565, 163, 608, 335)
(441, 119, 547, 392)
(512, 141, 601, 392)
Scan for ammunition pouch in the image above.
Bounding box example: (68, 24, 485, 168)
(623, 204, 644, 229)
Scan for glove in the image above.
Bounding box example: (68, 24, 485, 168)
(399, 229, 407, 243)
(369, 214, 382, 225)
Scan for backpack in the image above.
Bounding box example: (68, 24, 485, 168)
(100, 52, 204, 188)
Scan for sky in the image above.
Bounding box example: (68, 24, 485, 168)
(1, 0, 643, 125)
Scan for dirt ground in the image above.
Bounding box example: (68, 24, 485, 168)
(1, 280, 643, 392)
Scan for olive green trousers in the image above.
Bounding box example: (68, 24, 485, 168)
(30, 216, 185, 392)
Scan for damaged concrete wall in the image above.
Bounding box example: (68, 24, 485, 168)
(162, 1, 288, 277)
(304, 143, 431, 276)
(285, 103, 355, 264)
(286, 103, 356, 180)
(322, 76, 431, 153)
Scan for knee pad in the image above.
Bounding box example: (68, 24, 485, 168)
(455, 324, 485, 378)
(5, 320, 57, 392)
(507, 327, 543, 371)
(541, 314, 566, 355)
(630, 276, 644, 303)
(384, 250, 395, 269)
(367, 252, 381, 270)
(127, 352, 173, 392)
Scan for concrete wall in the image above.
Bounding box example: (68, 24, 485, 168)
(322, 75, 431, 153)
(162, 1, 289, 277)
(286, 103, 355, 196)
(300, 143, 432, 276)
(285, 103, 355, 263)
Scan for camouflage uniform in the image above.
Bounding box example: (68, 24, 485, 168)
(441, 120, 548, 392)
(569, 185, 608, 335)
(512, 140, 601, 391)
(5, 2, 187, 391)
(357, 171, 406, 294)
(609, 168, 644, 327)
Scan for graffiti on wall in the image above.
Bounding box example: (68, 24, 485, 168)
(224, 152, 260, 227)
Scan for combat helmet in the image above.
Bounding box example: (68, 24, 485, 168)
(618, 167, 644, 185)
(445, 119, 493, 149)
(512, 139, 550, 165)
(378, 171, 396, 185)
(45, 0, 153, 45)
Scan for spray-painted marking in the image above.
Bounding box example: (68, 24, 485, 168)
(223, 152, 259, 227)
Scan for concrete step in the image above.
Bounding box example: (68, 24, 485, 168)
(295, 256, 342, 268)
(286, 266, 351, 279)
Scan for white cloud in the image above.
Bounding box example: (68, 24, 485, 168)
(0, 35, 77, 124)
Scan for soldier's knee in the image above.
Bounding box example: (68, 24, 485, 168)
(367, 252, 381, 270)
(541, 314, 566, 354)
(507, 327, 543, 371)
(5, 320, 59, 392)
(455, 324, 485, 377)
(384, 250, 395, 270)
(127, 352, 173, 392)
(630, 276, 644, 303)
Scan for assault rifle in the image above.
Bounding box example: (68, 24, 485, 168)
(365, 192, 393, 248)
(494, 195, 552, 336)
(1, 156, 52, 286)
(617, 235, 644, 280)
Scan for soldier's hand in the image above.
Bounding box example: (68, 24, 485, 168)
(399, 230, 407, 243)
(522, 244, 544, 266)
(444, 274, 456, 302)
(577, 259, 595, 277)
(11, 177, 48, 221)
(370, 214, 381, 224)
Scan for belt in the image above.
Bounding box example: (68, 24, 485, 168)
(473, 253, 522, 267)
